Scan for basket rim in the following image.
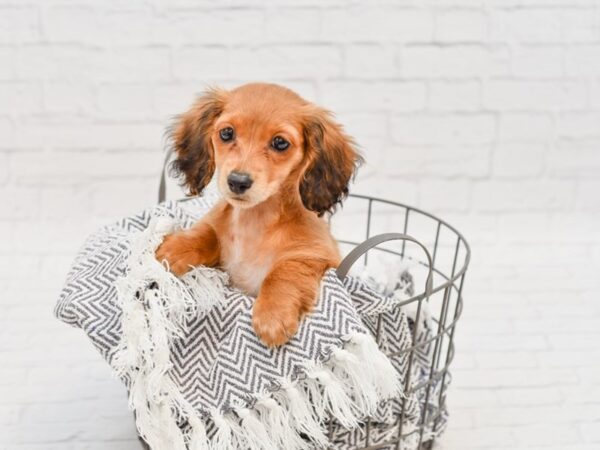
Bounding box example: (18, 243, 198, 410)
(339, 192, 471, 301)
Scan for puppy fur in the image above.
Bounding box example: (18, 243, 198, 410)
(156, 83, 362, 347)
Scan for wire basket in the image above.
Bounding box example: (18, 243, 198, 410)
(155, 155, 470, 449)
(327, 194, 471, 450)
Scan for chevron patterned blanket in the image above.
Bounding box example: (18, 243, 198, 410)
(55, 198, 441, 450)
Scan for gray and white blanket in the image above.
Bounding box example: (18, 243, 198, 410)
(55, 197, 447, 449)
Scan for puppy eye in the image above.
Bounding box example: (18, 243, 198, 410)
(271, 136, 290, 152)
(219, 127, 235, 142)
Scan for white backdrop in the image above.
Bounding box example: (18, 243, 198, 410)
(1, 1, 600, 449)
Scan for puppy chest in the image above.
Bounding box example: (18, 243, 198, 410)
(221, 236, 271, 297)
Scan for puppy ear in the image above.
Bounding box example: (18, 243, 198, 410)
(169, 88, 227, 196)
(300, 107, 363, 216)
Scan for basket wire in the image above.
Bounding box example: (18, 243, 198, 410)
(329, 194, 471, 450)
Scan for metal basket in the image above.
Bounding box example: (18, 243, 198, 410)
(328, 194, 471, 450)
(155, 156, 471, 449)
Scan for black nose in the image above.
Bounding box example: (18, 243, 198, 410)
(227, 171, 253, 194)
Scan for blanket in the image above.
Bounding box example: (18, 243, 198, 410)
(55, 197, 447, 449)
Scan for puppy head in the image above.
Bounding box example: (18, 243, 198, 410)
(170, 83, 361, 214)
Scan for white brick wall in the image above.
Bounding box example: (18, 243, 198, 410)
(1, 1, 600, 448)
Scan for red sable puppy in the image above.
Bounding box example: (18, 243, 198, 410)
(156, 83, 362, 347)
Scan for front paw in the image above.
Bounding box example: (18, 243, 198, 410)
(155, 233, 195, 277)
(252, 302, 300, 348)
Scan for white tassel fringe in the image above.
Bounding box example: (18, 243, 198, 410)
(112, 216, 402, 450)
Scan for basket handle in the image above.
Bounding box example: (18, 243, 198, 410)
(336, 233, 434, 299)
(158, 147, 174, 203)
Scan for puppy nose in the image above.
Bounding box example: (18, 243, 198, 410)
(227, 171, 253, 194)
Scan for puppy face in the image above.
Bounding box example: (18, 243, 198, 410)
(211, 87, 306, 208)
(170, 83, 362, 215)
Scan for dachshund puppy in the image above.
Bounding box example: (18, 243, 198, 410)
(156, 83, 362, 347)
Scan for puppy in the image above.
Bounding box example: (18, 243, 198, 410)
(156, 83, 362, 347)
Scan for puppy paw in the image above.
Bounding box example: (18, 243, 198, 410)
(252, 303, 300, 347)
(155, 233, 195, 277)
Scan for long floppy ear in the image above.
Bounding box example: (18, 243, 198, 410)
(300, 107, 363, 216)
(169, 88, 227, 196)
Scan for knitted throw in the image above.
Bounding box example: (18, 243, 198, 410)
(55, 197, 441, 450)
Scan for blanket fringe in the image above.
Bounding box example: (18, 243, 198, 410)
(112, 217, 402, 450)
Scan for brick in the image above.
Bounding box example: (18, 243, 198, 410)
(384, 143, 491, 177)
(391, 114, 495, 145)
(352, 174, 418, 206)
(497, 387, 563, 406)
(562, 385, 600, 404)
(0, 187, 39, 219)
(452, 368, 578, 389)
(95, 47, 171, 82)
(172, 46, 231, 81)
(442, 426, 516, 448)
(526, 314, 600, 333)
(474, 405, 584, 427)
(557, 113, 600, 139)
(460, 333, 548, 352)
(40, 187, 93, 219)
(512, 45, 564, 78)
(231, 45, 342, 79)
(429, 80, 481, 111)
(97, 83, 154, 120)
(41, 6, 99, 44)
(548, 333, 600, 350)
(0, 156, 7, 184)
(10, 150, 162, 184)
(591, 79, 600, 109)
(344, 44, 397, 78)
(490, 9, 562, 43)
(321, 81, 426, 113)
(42, 81, 95, 114)
(14, 120, 163, 150)
(153, 9, 264, 45)
(0, 47, 15, 79)
(419, 179, 470, 212)
(13, 422, 79, 443)
(576, 181, 600, 211)
(450, 389, 498, 408)
(0, 6, 40, 43)
(562, 9, 600, 42)
(91, 179, 157, 218)
(321, 7, 433, 42)
(511, 424, 581, 446)
(547, 139, 600, 179)
(581, 422, 600, 442)
(435, 9, 488, 42)
(152, 82, 203, 119)
(566, 45, 600, 75)
(497, 113, 554, 142)
(265, 8, 320, 42)
(0, 82, 43, 114)
(474, 351, 537, 369)
(20, 402, 96, 425)
(101, 10, 155, 46)
(401, 45, 510, 77)
(335, 112, 387, 139)
(492, 142, 545, 178)
(0, 118, 14, 149)
(16, 45, 100, 82)
(483, 80, 586, 111)
(537, 350, 600, 368)
(79, 417, 138, 441)
(578, 366, 600, 384)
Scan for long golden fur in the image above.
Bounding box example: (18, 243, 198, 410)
(156, 83, 362, 347)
